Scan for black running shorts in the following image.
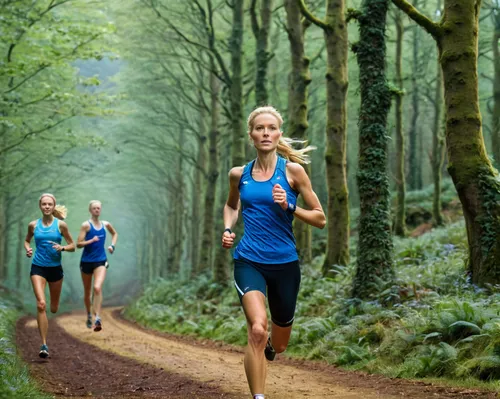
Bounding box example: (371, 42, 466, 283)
(234, 257, 301, 327)
(30, 264, 64, 283)
(80, 260, 108, 275)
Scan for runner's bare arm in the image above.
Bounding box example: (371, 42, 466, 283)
(104, 222, 118, 246)
(222, 167, 243, 249)
(104, 221, 118, 253)
(76, 222, 94, 248)
(287, 163, 326, 229)
(58, 221, 75, 252)
(224, 167, 243, 230)
(24, 221, 36, 257)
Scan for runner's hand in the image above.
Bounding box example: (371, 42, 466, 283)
(92, 235, 100, 243)
(222, 230, 236, 249)
(272, 184, 288, 211)
(26, 247, 33, 258)
(49, 241, 64, 252)
(108, 245, 114, 254)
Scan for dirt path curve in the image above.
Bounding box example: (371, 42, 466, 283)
(17, 308, 499, 399)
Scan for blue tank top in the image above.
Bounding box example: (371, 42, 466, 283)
(32, 219, 62, 267)
(234, 156, 299, 264)
(81, 221, 107, 262)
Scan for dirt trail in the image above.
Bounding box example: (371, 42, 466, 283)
(17, 308, 499, 399)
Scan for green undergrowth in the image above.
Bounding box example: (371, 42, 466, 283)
(0, 288, 53, 399)
(125, 221, 500, 390)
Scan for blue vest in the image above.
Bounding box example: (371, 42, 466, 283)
(81, 221, 107, 262)
(33, 219, 62, 267)
(234, 156, 299, 264)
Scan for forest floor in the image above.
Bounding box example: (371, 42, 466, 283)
(16, 307, 499, 399)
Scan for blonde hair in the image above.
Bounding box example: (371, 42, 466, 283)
(38, 193, 67, 220)
(247, 106, 315, 165)
(89, 200, 102, 211)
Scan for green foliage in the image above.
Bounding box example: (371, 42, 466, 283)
(0, 290, 52, 399)
(126, 221, 500, 388)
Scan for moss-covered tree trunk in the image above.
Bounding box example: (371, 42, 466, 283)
(394, 11, 406, 236)
(285, 0, 312, 264)
(491, 14, 500, 167)
(393, 0, 500, 284)
(351, 0, 394, 299)
(299, 0, 350, 272)
(251, 0, 273, 106)
(199, 68, 220, 275)
(230, 0, 245, 167)
(432, 59, 445, 226)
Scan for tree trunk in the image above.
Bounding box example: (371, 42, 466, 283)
(439, 0, 500, 284)
(352, 0, 394, 299)
(171, 131, 185, 276)
(252, 0, 273, 106)
(230, 0, 245, 167)
(408, 21, 420, 190)
(394, 0, 500, 284)
(299, 0, 350, 271)
(191, 94, 207, 276)
(432, 59, 445, 226)
(213, 142, 231, 284)
(16, 220, 23, 289)
(394, 11, 406, 236)
(285, 0, 312, 264)
(491, 14, 500, 167)
(199, 68, 220, 275)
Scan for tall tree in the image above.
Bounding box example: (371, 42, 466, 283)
(431, 60, 445, 226)
(393, 0, 500, 284)
(199, 63, 221, 277)
(251, 0, 273, 106)
(350, 0, 394, 298)
(393, 10, 407, 236)
(491, 6, 500, 166)
(408, 17, 423, 190)
(285, 0, 313, 263)
(299, 0, 350, 271)
(230, 0, 245, 167)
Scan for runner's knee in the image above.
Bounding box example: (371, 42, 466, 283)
(248, 321, 267, 348)
(37, 300, 46, 312)
(274, 340, 289, 354)
(50, 302, 59, 313)
(93, 285, 102, 296)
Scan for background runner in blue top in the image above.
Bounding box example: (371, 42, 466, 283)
(81, 219, 107, 262)
(77, 200, 118, 333)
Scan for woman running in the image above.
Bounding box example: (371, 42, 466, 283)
(24, 193, 75, 358)
(77, 200, 118, 332)
(222, 106, 326, 399)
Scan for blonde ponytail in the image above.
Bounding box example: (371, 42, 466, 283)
(277, 137, 316, 165)
(247, 105, 316, 165)
(38, 193, 68, 220)
(53, 205, 67, 220)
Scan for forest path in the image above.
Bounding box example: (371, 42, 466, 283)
(16, 307, 498, 399)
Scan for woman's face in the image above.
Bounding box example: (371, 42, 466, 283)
(249, 113, 282, 153)
(39, 196, 55, 216)
(90, 203, 102, 217)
